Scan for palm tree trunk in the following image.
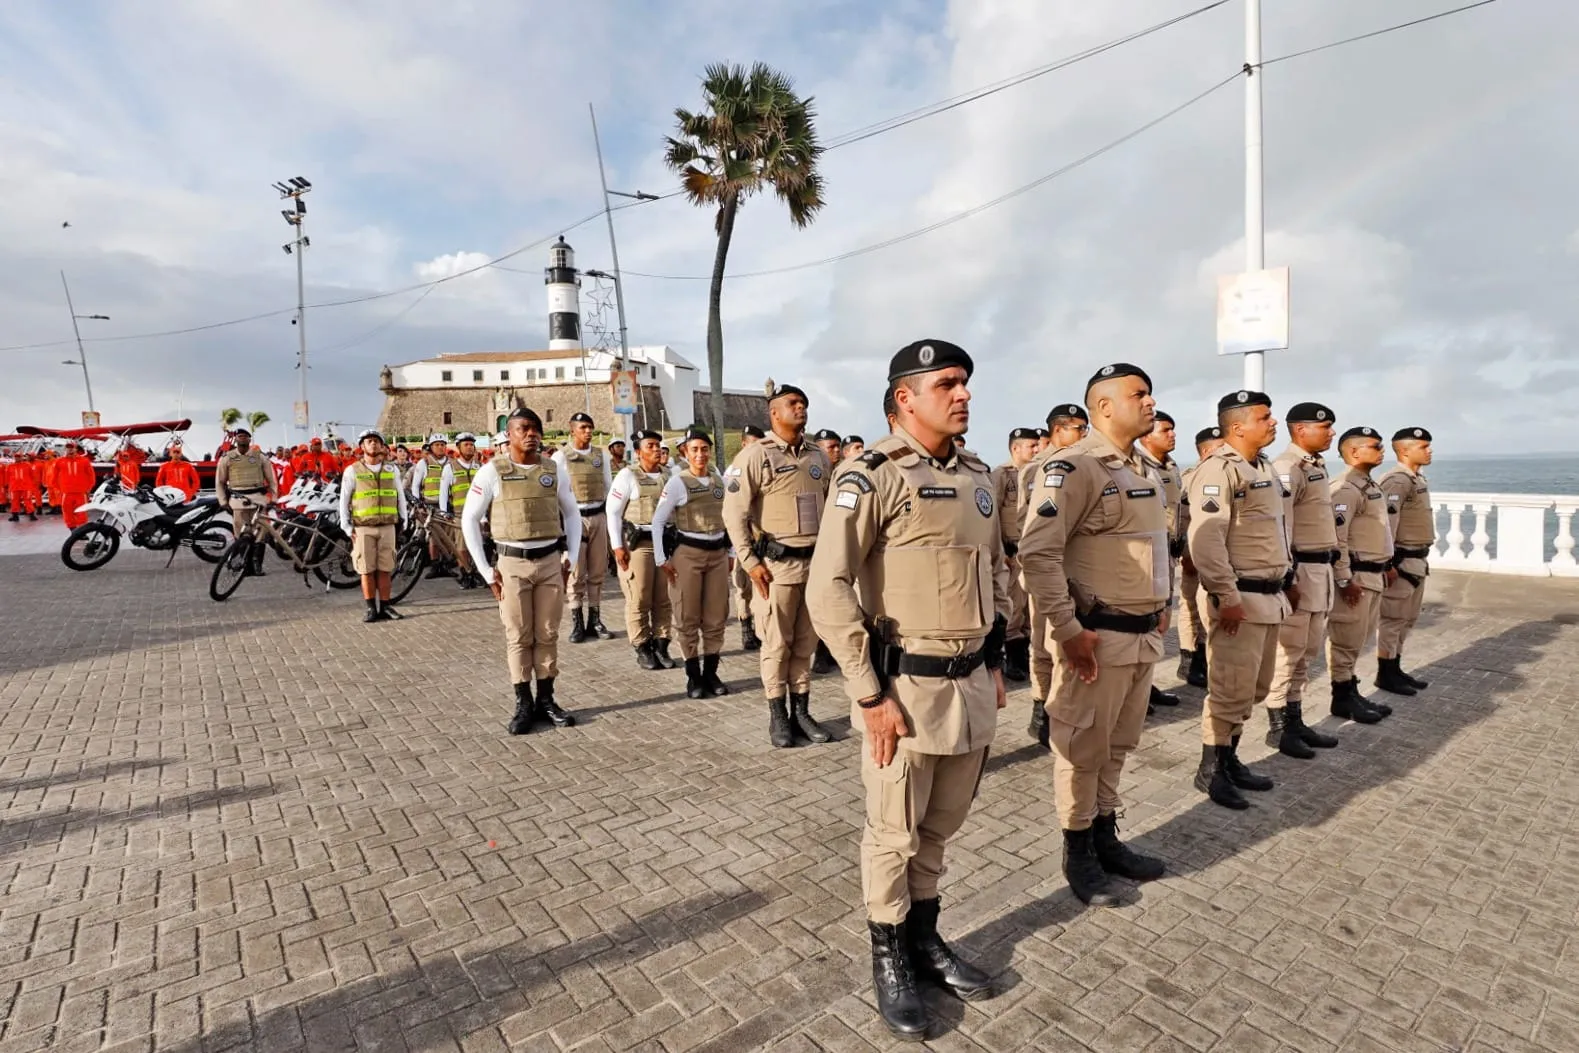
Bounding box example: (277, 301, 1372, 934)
(707, 194, 739, 453)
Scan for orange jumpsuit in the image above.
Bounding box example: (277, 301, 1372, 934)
(155, 458, 200, 501)
(40, 456, 59, 512)
(0, 462, 10, 513)
(54, 454, 97, 529)
(272, 458, 296, 495)
(116, 451, 146, 490)
(8, 459, 40, 516)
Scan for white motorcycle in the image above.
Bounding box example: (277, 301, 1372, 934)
(61, 479, 232, 571)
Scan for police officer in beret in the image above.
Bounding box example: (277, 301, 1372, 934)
(723, 381, 833, 746)
(1376, 427, 1435, 695)
(1020, 363, 1170, 906)
(1176, 427, 1225, 689)
(1185, 391, 1289, 809)
(1327, 427, 1392, 724)
(842, 435, 866, 461)
(994, 427, 1040, 684)
(1137, 410, 1183, 711)
(606, 430, 677, 669)
(1034, 427, 1051, 455)
(733, 424, 766, 652)
(809, 424, 845, 676)
(554, 412, 616, 642)
(651, 425, 733, 698)
(807, 338, 1009, 1040)
(1262, 402, 1345, 758)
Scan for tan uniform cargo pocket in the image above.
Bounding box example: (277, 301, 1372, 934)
(880, 546, 986, 634)
(863, 749, 915, 835)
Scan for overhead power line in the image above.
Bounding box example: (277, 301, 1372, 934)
(1257, 0, 1497, 67)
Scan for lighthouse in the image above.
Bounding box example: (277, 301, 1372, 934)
(545, 236, 581, 352)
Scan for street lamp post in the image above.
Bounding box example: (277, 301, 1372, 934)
(274, 177, 313, 438)
(60, 270, 108, 415)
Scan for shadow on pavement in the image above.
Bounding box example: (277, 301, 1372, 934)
(0, 756, 173, 795)
(0, 783, 278, 862)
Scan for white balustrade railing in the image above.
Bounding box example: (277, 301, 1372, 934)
(1433, 492, 1579, 577)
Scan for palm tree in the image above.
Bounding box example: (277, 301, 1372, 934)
(219, 407, 242, 432)
(247, 411, 271, 437)
(664, 62, 825, 447)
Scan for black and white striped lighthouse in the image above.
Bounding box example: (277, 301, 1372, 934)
(545, 236, 581, 352)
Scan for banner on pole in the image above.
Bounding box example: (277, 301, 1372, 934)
(1216, 267, 1290, 356)
(293, 401, 309, 428)
(611, 370, 639, 415)
(81, 411, 100, 429)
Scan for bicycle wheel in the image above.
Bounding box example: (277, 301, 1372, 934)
(209, 537, 253, 602)
(389, 538, 428, 603)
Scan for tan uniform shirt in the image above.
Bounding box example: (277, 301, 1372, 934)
(722, 431, 831, 587)
(1329, 466, 1392, 593)
(1177, 464, 1198, 549)
(807, 426, 1011, 755)
(1272, 444, 1338, 614)
(992, 461, 1026, 551)
(1185, 445, 1292, 624)
(1378, 466, 1434, 550)
(1139, 449, 1182, 556)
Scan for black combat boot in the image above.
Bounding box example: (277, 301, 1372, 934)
(906, 898, 996, 1001)
(1289, 698, 1338, 748)
(568, 609, 587, 644)
(1001, 638, 1029, 682)
(740, 615, 762, 651)
(811, 640, 838, 675)
(1397, 654, 1429, 690)
(1028, 698, 1049, 749)
(1266, 706, 1315, 759)
(588, 608, 613, 640)
(1150, 685, 1180, 708)
(1187, 647, 1208, 689)
(363, 598, 380, 624)
(684, 657, 704, 699)
(1194, 745, 1249, 810)
(1225, 734, 1275, 791)
(1176, 648, 1194, 682)
(535, 678, 575, 727)
(424, 562, 448, 579)
(700, 654, 729, 696)
(767, 697, 794, 748)
(635, 641, 660, 670)
(507, 683, 535, 735)
(868, 920, 929, 1042)
(1091, 813, 1166, 881)
(790, 693, 831, 743)
(1330, 679, 1383, 723)
(1375, 657, 1418, 696)
(1359, 678, 1392, 717)
(653, 638, 678, 669)
(1063, 828, 1120, 906)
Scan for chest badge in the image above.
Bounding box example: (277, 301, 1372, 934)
(974, 487, 993, 518)
(592, 455, 602, 468)
(539, 474, 556, 488)
(808, 464, 823, 480)
(712, 487, 725, 500)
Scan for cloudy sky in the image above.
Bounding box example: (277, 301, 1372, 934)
(2, 0, 1573, 456)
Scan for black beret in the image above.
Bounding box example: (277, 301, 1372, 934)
(508, 406, 543, 430)
(1085, 362, 1153, 396)
(1392, 427, 1432, 442)
(1035, 428, 1049, 439)
(742, 424, 766, 439)
(1194, 426, 1223, 446)
(1046, 403, 1089, 425)
(765, 381, 808, 404)
(888, 339, 974, 382)
(1153, 411, 1175, 426)
(1287, 402, 1335, 424)
(1341, 426, 1381, 444)
(1009, 427, 1039, 441)
(1217, 390, 1272, 412)
(633, 430, 663, 444)
(843, 434, 863, 445)
(569, 412, 594, 425)
(681, 425, 712, 445)
(812, 429, 841, 443)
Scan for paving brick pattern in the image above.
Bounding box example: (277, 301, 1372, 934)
(2, 532, 1578, 1052)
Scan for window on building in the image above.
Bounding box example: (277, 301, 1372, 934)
(555, 366, 565, 380)
(441, 370, 453, 383)
(442, 411, 453, 425)
(539, 368, 549, 380)
(472, 370, 483, 382)
(574, 366, 583, 378)
(650, 366, 657, 379)
(500, 370, 510, 381)
(545, 409, 554, 423)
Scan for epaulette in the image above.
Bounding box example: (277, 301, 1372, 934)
(857, 450, 890, 470)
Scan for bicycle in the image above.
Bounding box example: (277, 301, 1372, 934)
(209, 498, 360, 602)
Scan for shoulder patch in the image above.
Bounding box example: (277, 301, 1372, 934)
(1201, 498, 1221, 514)
(859, 451, 889, 469)
(1046, 460, 1075, 472)
(1044, 472, 1065, 489)
(837, 471, 874, 494)
(1036, 499, 1058, 518)
(1202, 484, 1221, 496)
(834, 489, 860, 510)
(726, 466, 742, 477)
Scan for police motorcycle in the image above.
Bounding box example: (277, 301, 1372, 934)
(61, 478, 232, 571)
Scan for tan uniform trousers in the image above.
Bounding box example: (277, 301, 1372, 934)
(228, 496, 265, 534)
(498, 553, 564, 683)
(733, 562, 753, 621)
(667, 543, 729, 659)
(1048, 648, 1153, 830)
(1177, 568, 1207, 652)
(619, 541, 671, 646)
(1028, 595, 1054, 701)
(1378, 567, 1426, 657)
(751, 580, 817, 698)
(1265, 609, 1329, 708)
(1327, 588, 1382, 683)
(568, 512, 610, 607)
(1006, 555, 1029, 640)
(1202, 618, 1279, 745)
(861, 746, 988, 924)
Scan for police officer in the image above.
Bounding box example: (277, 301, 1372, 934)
(1186, 391, 1290, 810)
(807, 339, 1008, 1041)
(606, 437, 628, 475)
(554, 412, 616, 643)
(439, 432, 485, 589)
(412, 434, 452, 578)
(339, 430, 408, 622)
(724, 382, 833, 747)
(214, 425, 278, 574)
(606, 431, 676, 670)
(1377, 427, 1435, 695)
(993, 427, 1039, 683)
(462, 407, 582, 734)
(734, 424, 766, 651)
(1020, 363, 1171, 907)
(809, 427, 847, 676)
(1176, 426, 1225, 688)
(1327, 427, 1392, 724)
(1264, 403, 1344, 757)
(842, 435, 866, 461)
(1137, 410, 1183, 711)
(652, 425, 733, 699)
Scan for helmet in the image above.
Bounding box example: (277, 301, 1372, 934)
(454, 432, 477, 443)
(426, 433, 448, 447)
(357, 428, 383, 443)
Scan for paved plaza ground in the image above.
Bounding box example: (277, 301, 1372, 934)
(2, 519, 1579, 1052)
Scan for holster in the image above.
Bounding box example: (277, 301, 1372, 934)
(867, 617, 901, 694)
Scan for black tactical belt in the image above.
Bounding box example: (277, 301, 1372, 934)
(1077, 607, 1166, 634)
(1003, 540, 1019, 558)
(228, 487, 267, 495)
(895, 645, 988, 681)
(497, 539, 565, 560)
(675, 533, 730, 551)
(578, 504, 605, 516)
(1394, 545, 1432, 560)
(1350, 559, 1391, 574)
(1236, 577, 1287, 595)
(1397, 568, 1425, 588)
(1293, 549, 1340, 565)
(754, 537, 815, 560)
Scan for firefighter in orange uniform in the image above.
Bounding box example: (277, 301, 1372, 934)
(55, 442, 98, 528)
(40, 452, 59, 515)
(8, 454, 41, 521)
(115, 444, 146, 490)
(156, 445, 201, 501)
